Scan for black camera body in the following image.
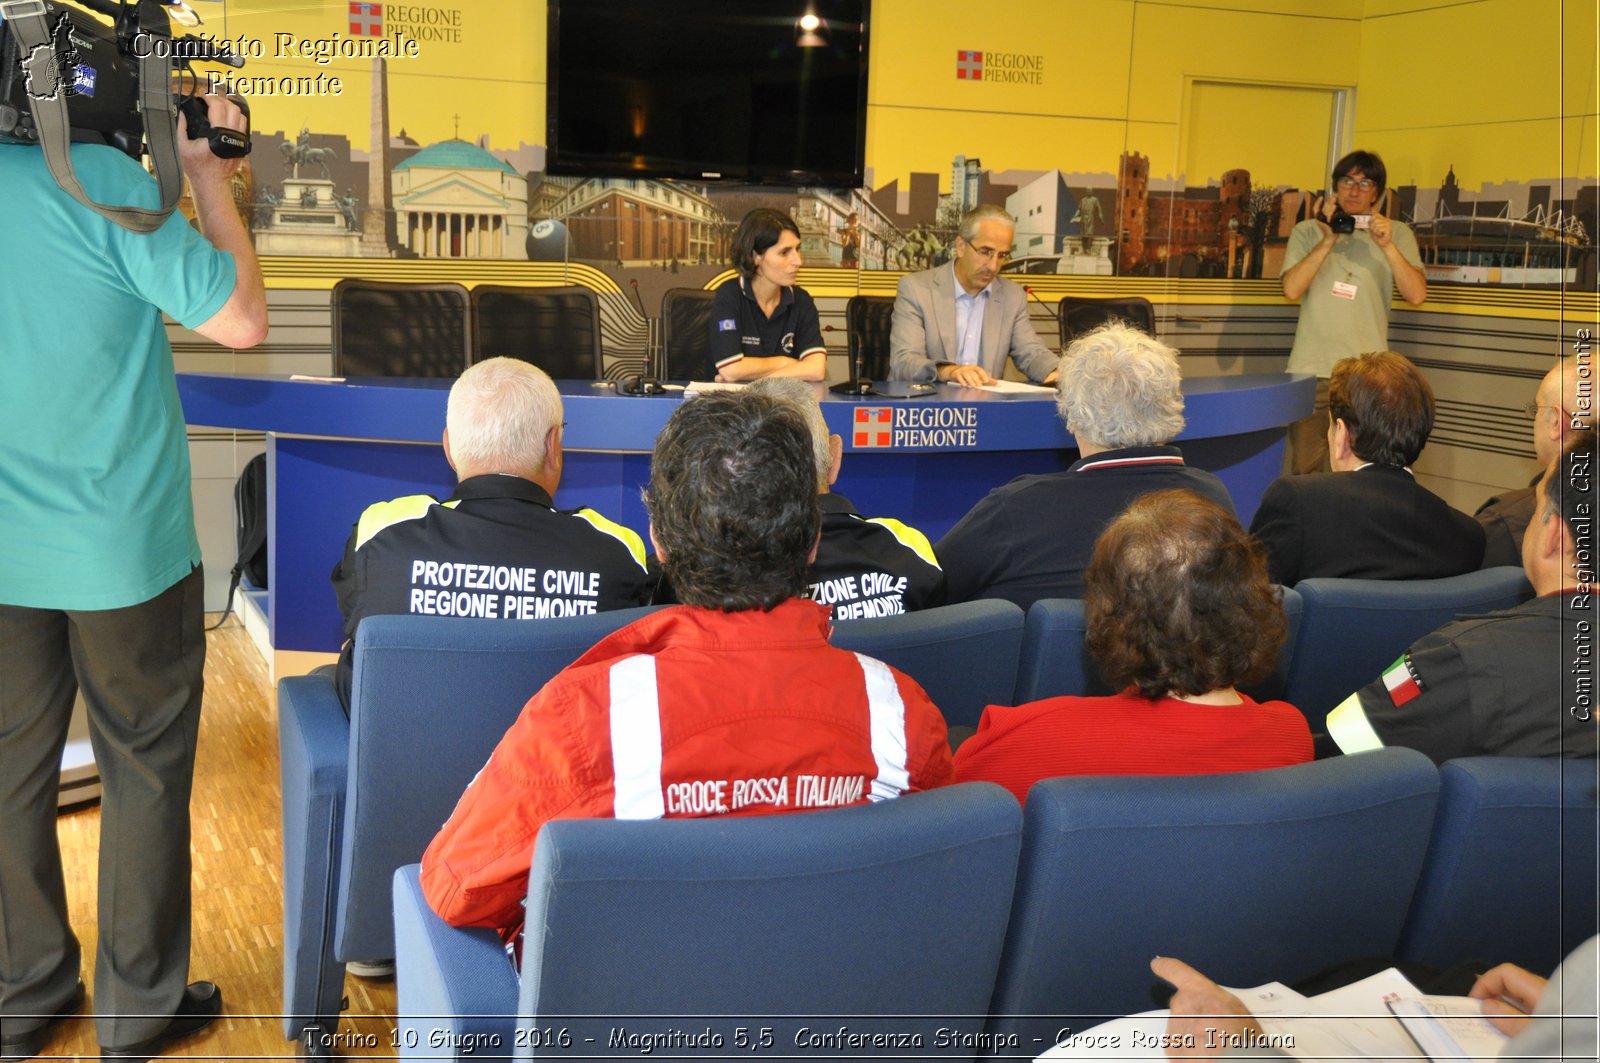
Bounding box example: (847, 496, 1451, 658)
(0, 0, 147, 156)
(0, 0, 248, 159)
(1326, 205, 1372, 235)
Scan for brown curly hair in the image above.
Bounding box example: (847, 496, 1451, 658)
(1084, 490, 1286, 699)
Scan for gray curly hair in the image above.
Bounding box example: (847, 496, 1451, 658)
(1055, 322, 1185, 449)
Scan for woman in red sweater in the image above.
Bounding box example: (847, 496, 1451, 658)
(954, 489, 1312, 803)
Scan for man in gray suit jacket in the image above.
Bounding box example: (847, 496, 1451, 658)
(889, 205, 1060, 387)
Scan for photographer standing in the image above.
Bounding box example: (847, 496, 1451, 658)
(0, 92, 265, 1061)
(1279, 149, 1426, 474)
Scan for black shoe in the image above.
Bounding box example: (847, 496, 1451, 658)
(98, 982, 222, 1062)
(0, 981, 85, 1062)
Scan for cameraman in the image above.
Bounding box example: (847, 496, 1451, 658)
(0, 92, 264, 1061)
(1279, 149, 1426, 474)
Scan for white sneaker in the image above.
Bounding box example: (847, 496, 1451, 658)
(346, 959, 395, 979)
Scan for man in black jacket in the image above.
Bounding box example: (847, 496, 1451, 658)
(1249, 351, 1483, 586)
(330, 358, 656, 711)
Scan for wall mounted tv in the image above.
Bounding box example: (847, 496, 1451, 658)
(546, 0, 870, 187)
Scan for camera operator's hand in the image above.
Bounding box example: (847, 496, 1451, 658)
(1368, 213, 1394, 249)
(179, 92, 267, 349)
(1308, 194, 1335, 243)
(1281, 195, 1338, 301)
(177, 94, 248, 185)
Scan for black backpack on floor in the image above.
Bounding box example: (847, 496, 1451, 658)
(210, 454, 268, 630)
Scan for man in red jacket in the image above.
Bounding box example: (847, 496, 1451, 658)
(420, 391, 955, 949)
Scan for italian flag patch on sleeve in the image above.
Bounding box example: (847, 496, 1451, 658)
(1381, 655, 1424, 707)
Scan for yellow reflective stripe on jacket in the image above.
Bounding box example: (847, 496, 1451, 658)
(574, 508, 648, 571)
(1326, 691, 1386, 755)
(353, 495, 459, 551)
(865, 517, 941, 570)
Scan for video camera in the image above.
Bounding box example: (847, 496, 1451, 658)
(1327, 206, 1370, 235)
(0, 0, 250, 230)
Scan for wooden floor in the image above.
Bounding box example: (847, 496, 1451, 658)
(46, 618, 401, 1060)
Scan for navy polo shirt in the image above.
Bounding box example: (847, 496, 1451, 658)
(705, 276, 826, 380)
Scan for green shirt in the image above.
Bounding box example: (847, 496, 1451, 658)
(0, 144, 235, 609)
(1281, 218, 1422, 378)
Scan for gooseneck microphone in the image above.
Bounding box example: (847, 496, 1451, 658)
(621, 279, 665, 395)
(826, 323, 874, 396)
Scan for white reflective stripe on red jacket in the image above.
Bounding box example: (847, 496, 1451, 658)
(856, 653, 910, 801)
(605, 650, 913, 818)
(609, 654, 665, 819)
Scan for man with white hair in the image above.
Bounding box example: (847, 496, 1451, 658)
(1476, 355, 1594, 567)
(330, 357, 655, 711)
(747, 379, 945, 620)
(936, 323, 1234, 608)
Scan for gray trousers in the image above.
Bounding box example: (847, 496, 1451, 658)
(0, 565, 205, 1046)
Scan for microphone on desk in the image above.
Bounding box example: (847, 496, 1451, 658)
(825, 323, 875, 396)
(620, 280, 666, 395)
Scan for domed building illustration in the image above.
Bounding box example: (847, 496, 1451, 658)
(391, 139, 529, 259)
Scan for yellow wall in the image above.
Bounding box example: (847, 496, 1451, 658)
(869, 0, 1364, 189)
(1356, 0, 1598, 186)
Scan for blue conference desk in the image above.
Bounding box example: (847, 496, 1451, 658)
(178, 373, 1314, 654)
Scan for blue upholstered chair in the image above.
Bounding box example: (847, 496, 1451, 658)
(1284, 567, 1531, 725)
(1398, 756, 1599, 974)
(985, 747, 1440, 1046)
(830, 599, 1025, 730)
(278, 607, 656, 1041)
(393, 783, 1024, 1063)
(1012, 588, 1303, 705)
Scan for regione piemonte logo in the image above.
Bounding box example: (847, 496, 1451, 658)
(956, 50, 983, 80)
(350, 2, 383, 36)
(853, 408, 893, 449)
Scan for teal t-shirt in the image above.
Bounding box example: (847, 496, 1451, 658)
(0, 143, 236, 610)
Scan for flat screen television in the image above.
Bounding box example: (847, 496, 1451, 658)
(546, 0, 870, 187)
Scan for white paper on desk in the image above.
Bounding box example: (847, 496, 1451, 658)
(683, 381, 748, 395)
(977, 379, 1055, 394)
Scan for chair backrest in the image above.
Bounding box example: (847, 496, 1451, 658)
(331, 279, 470, 378)
(1056, 295, 1155, 346)
(660, 287, 715, 381)
(1398, 756, 1599, 974)
(520, 784, 1023, 1058)
(1013, 588, 1303, 705)
(334, 607, 658, 961)
(1285, 566, 1532, 725)
(986, 747, 1439, 1044)
(829, 599, 1025, 730)
(845, 295, 896, 380)
(470, 285, 603, 378)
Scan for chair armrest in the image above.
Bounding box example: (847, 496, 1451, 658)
(277, 674, 353, 1038)
(393, 865, 520, 1061)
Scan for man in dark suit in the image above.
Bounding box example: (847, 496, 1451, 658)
(888, 204, 1059, 387)
(1249, 351, 1484, 585)
(937, 323, 1235, 608)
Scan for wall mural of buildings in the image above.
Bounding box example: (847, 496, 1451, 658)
(198, 0, 1594, 293)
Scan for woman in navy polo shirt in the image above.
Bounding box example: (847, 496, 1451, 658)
(706, 208, 828, 382)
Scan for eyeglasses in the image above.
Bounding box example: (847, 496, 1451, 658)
(1338, 177, 1377, 192)
(1523, 403, 1564, 420)
(965, 243, 1012, 263)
